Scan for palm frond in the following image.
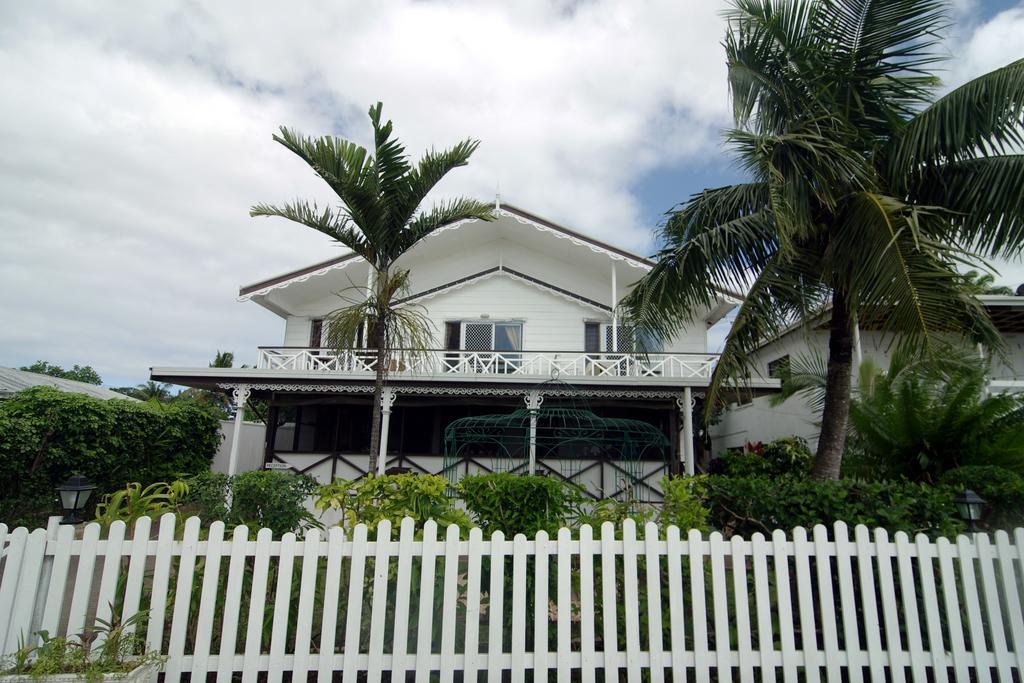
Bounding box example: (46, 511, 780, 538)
(390, 138, 483, 232)
(908, 155, 1024, 257)
(889, 59, 1024, 177)
(249, 200, 371, 258)
(398, 198, 496, 255)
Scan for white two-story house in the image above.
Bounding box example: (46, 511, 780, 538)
(152, 204, 768, 500)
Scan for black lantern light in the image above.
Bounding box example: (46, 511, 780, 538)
(954, 488, 986, 533)
(56, 474, 97, 524)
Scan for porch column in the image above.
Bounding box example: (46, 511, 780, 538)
(677, 388, 695, 476)
(377, 386, 397, 475)
(610, 263, 618, 351)
(227, 385, 251, 476)
(525, 390, 544, 475)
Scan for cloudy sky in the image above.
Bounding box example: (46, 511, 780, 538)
(1, 1, 1022, 387)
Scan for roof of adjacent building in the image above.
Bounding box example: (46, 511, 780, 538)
(0, 367, 139, 401)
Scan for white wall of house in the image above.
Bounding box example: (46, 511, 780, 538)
(710, 324, 1024, 457)
(213, 420, 266, 474)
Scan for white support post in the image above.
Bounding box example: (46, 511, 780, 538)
(677, 388, 695, 476)
(227, 385, 251, 476)
(524, 391, 544, 475)
(377, 386, 397, 475)
(610, 263, 618, 352)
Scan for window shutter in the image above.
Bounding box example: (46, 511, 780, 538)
(584, 322, 601, 353)
(309, 319, 323, 348)
(445, 322, 461, 350)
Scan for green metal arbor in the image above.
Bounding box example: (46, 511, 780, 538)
(441, 401, 669, 501)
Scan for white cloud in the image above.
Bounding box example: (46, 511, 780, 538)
(0, 0, 733, 384)
(0, 1, 1019, 383)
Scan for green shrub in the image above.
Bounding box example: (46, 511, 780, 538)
(0, 387, 221, 528)
(939, 466, 1024, 530)
(659, 476, 709, 532)
(184, 471, 231, 523)
(719, 437, 813, 478)
(692, 475, 963, 538)
(458, 473, 585, 537)
(229, 470, 319, 536)
(576, 497, 656, 529)
(315, 473, 471, 533)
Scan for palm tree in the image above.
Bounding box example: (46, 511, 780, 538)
(962, 270, 1015, 296)
(210, 350, 235, 368)
(624, 0, 1024, 479)
(135, 381, 173, 402)
(252, 102, 494, 474)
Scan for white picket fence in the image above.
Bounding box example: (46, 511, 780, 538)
(1, 516, 1023, 682)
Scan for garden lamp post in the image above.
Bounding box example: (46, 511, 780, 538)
(954, 488, 986, 533)
(56, 474, 97, 525)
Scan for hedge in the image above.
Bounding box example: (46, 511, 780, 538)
(0, 386, 221, 527)
(692, 475, 964, 538)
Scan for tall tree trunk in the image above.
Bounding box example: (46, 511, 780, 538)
(367, 268, 388, 476)
(813, 288, 854, 480)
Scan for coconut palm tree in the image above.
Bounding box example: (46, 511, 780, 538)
(624, 0, 1024, 479)
(252, 102, 494, 474)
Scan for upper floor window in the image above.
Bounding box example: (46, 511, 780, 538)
(447, 321, 523, 352)
(585, 322, 663, 353)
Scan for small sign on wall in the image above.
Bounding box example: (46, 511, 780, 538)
(264, 462, 292, 470)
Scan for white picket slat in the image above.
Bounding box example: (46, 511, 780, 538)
(290, 527, 321, 682)
(120, 516, 152, 633)
(578, 524, 597, 683)
(92, 520, 126, 644)
(936, 536, 970, 682)
(645, 522, 666, 683)
(709, 532, 731, 680)
(165, 516, 201, 682)
(216, 524, 249, 683)
(976, 533, 1013, 683)
(316, 526, 345, 683)
(4, 528, 47, 652)
(956, 535, 993, 682)
(67, 522, 101, 642)
(367, 521, 394, 683)
(690, 529, 710, 683)
(190, 520, 225, 682)
(534, 529, 551, 680)
(342, 523, 369, 683)
(771, 529, 797, 683)
(241, 526, 273, 683)
(730, 534, 754, 683)
(792, 527, 820, 683)
(893, 532, 927, 683)
(486, 530, 506, 683)
(751, 532, 775, 683)
(854, 524, 885, 682)
(914, 534, 949, 683)
(145, 513, 177, 661)
(462, 526, 484, 682)
(40, 524, 76, 637)
(0, 527, 29, 653)
(267, 531, 297, 683)
(600, 522, 619, 683)
(439, 523, 461, 683)
(390, 519, 415, 678)
(665, 525, 688, 683)
(832, 522, 863, 683)
(994, 530, 1024, 673)
(812, 525, 841, 683)
(557, 526, 572, 683)
(510, 532, 528, 683)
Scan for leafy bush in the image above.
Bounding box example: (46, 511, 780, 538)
(229, 470, 319, 535)
(185, 471, 232, 523)
(692, 475, 963, 538)
(659, 476, 709, 532)
(717, 437, 812, 478)
(315, 473, 470, 533)
(576, 497, 656, 529)
(939, 466, 1024, 530)
(93, 481, 191, 527)
(458, 473, 585, 537)
(0, 387, 221, 527)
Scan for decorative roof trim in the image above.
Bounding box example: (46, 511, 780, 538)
(238, 252, 364, 302)
(398, 265, 613, 313)
(217, 381, 693, 401)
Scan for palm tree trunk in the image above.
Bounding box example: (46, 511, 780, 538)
(813, 288, 854, 480)
(367, 297, 387, 477)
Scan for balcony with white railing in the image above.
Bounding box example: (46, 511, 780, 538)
(256, 347, 719, 382)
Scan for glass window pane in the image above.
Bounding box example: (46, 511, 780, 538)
(495, 323, 522, 351)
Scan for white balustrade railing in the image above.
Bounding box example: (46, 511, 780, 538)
(256, 347, 719, 380)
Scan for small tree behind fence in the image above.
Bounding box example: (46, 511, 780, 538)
(1, 516, 1023, 681)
